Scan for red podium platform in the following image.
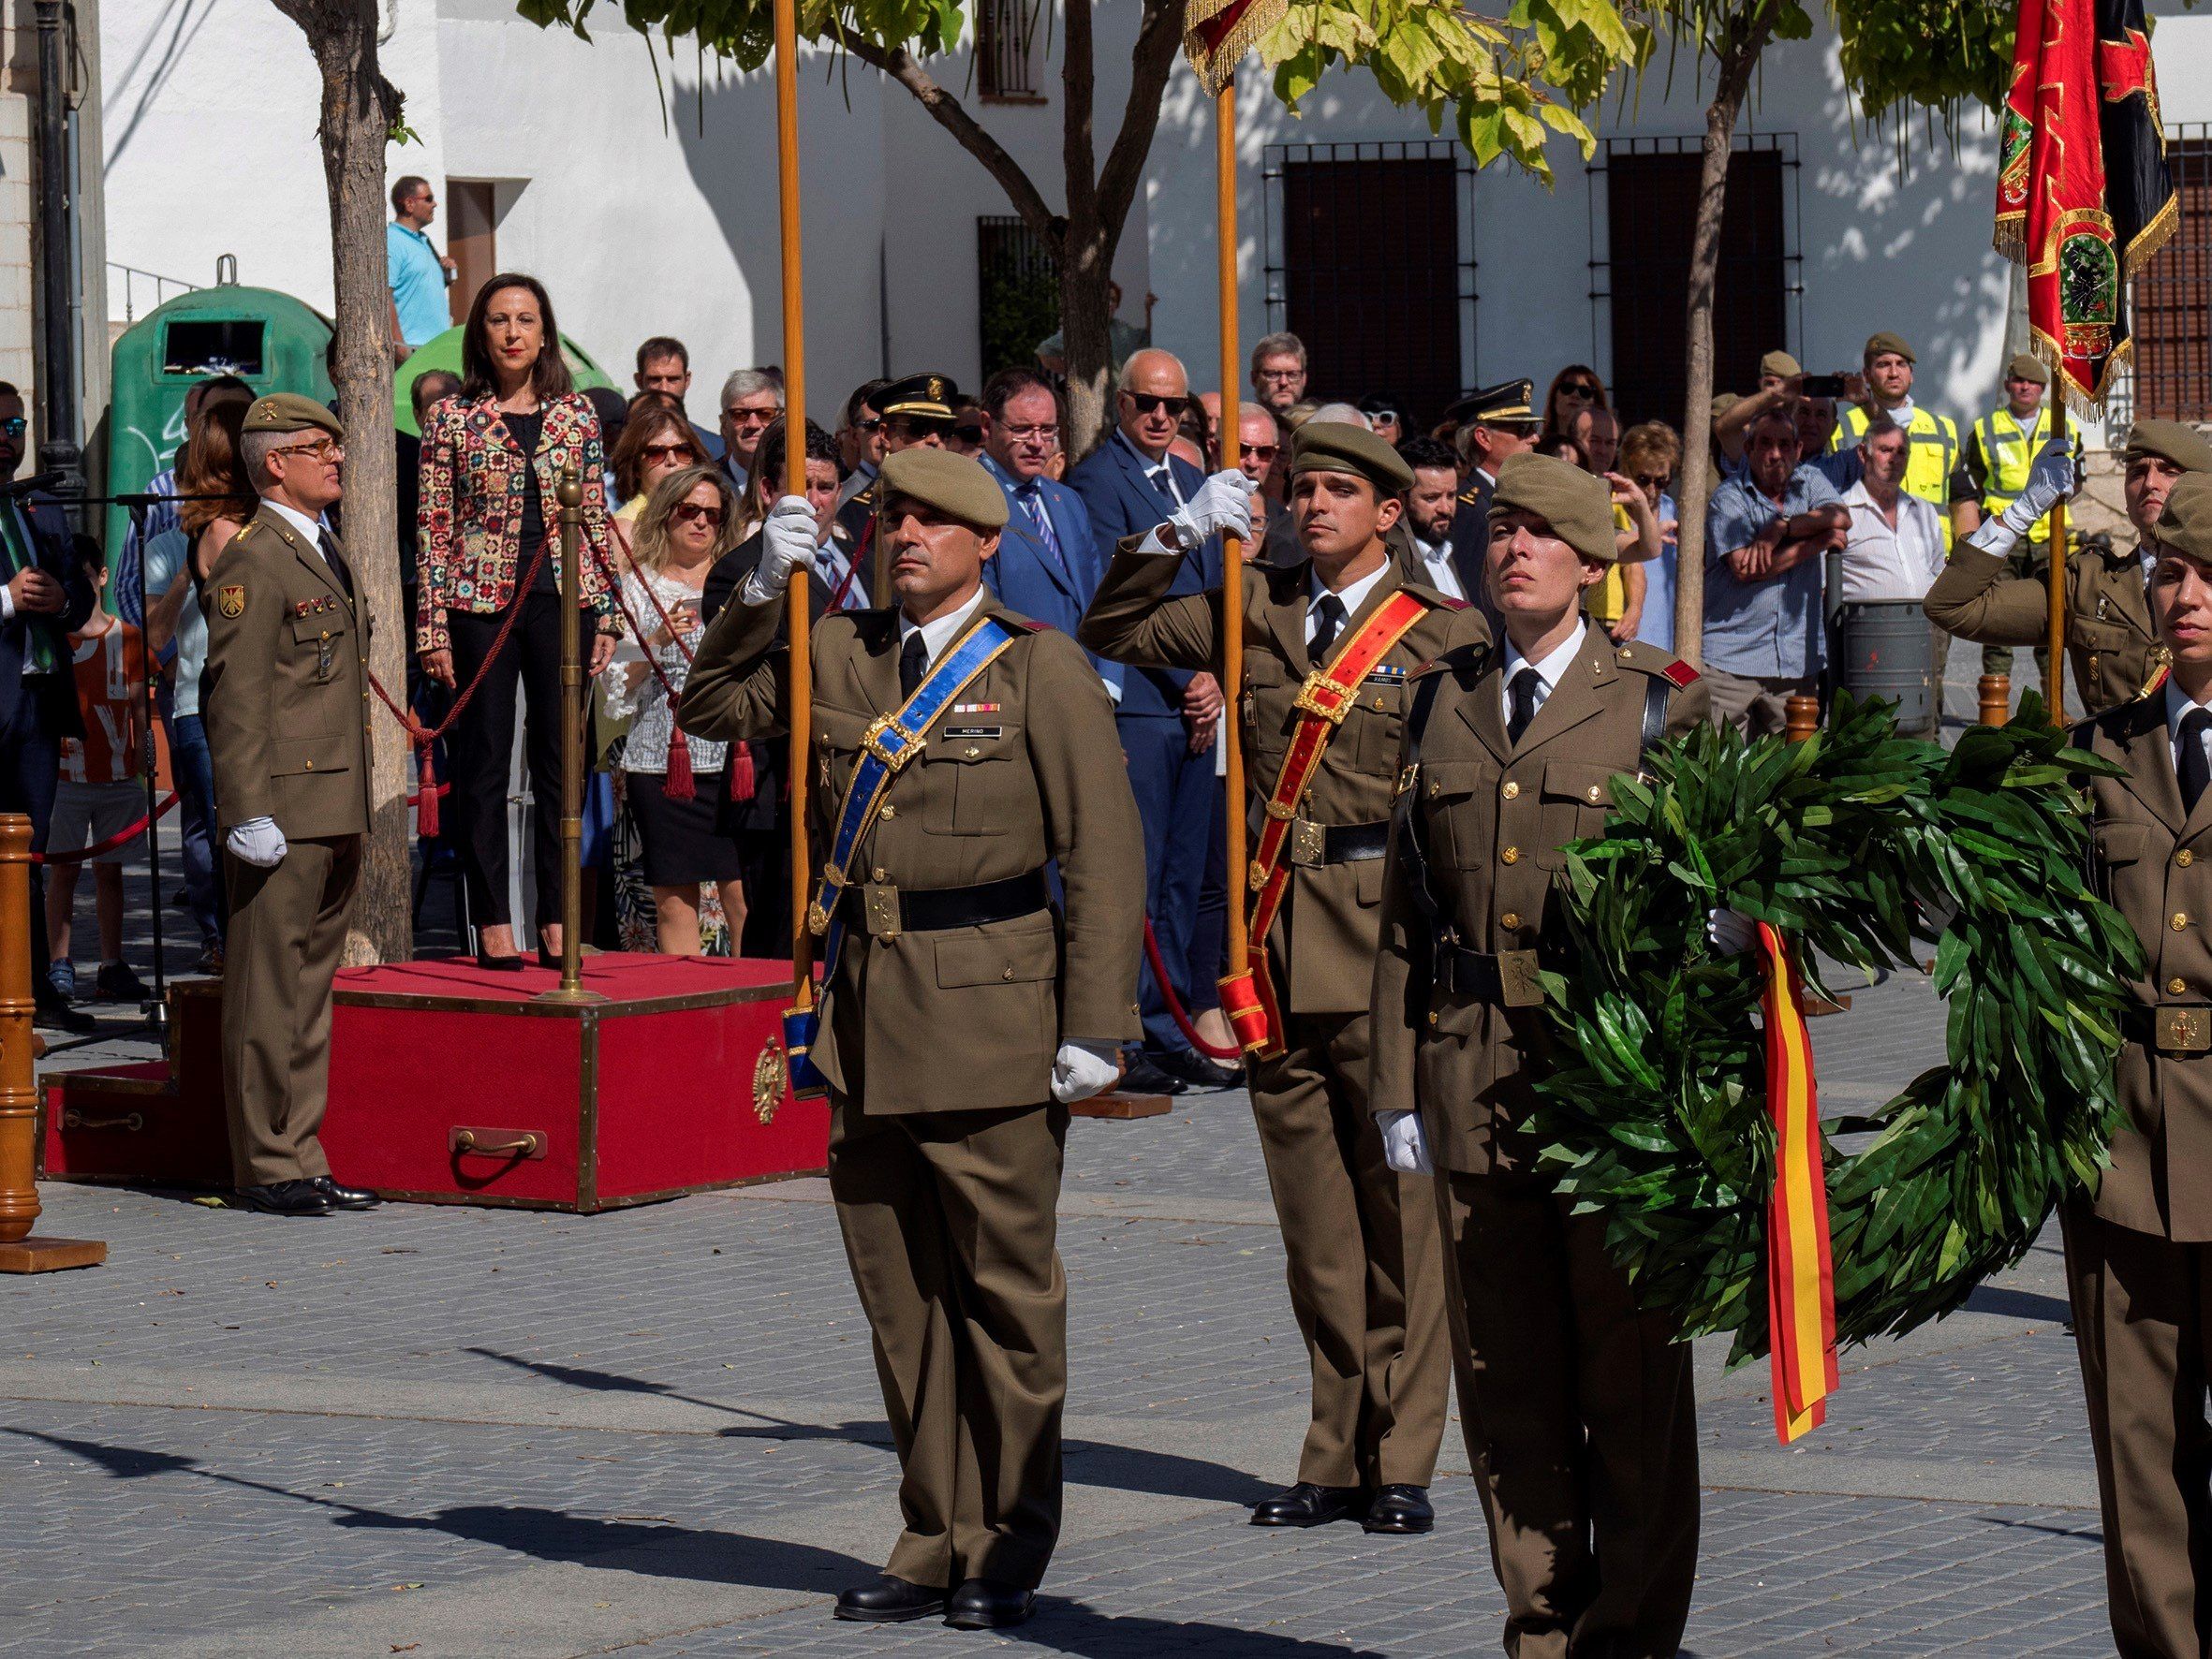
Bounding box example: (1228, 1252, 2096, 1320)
(42, 954, 827, 1212)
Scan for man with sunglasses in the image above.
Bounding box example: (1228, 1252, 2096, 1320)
(385, 176, 454, 364)
(833, 378, 892, 514)
(836, 374, 961, 603)
(0, 382, 96, 1032)
(1069, 348, 1230, 1094)
(199, 395, 378, 1219)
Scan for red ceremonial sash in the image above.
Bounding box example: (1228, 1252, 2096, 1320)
(1218, 589, 1430, 1058)
(1756, 921, 1839, 1444)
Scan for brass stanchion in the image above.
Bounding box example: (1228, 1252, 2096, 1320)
(0, 814, 104, 1272)
(1977, 673, 2013, 728)
(537, 467, 604, 1006)
(1784, 694, 1821, 744)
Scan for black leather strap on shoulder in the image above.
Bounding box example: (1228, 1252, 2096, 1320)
(1638, 675, 1671, 774)
(1391, 661, 1460, 962)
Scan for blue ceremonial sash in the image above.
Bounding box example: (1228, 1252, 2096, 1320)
(784, 613, 1023, 1092)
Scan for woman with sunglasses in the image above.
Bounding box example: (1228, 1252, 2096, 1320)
(1617, 420, 1684, 651)
(601, 465, 746, 955)
(1538, 364, 1611, 452)
(417, 273, 616, 969)
(608, 398, 704, 569)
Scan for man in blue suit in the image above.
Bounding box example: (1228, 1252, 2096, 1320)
(1068, 349, 1236, 1094)
(0, 384, 97, 1030)
(975, 369, 1120, 697)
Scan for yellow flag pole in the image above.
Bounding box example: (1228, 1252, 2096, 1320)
(1217, 78, 1250, 996)
(773, 0, 814, 1011)
(2046, 401, 2068, 726)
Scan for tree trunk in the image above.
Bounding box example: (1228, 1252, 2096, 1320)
(275, 0, 410, 962)
(1057, 0, 1113, 457)
(1673, 16, 1773, 668)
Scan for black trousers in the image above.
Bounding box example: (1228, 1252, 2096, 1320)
(0, 683, 62, 987)
(446, 595, 583, 932)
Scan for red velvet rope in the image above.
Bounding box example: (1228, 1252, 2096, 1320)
(31, 790, 181, 865)
(1143, 916, 1243, 1063)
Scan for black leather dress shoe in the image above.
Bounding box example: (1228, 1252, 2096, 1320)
(833, 1575, 946, 1623)
(1250, 1481, 1366, 1527)
(312, 1176, 381, 1211)
(33, 995, 96, 1034)
(237, 1181, 332, 1217)
(1118, 1054, 1187, 1096)
(1157, 1047, 1245, 1091)
(944, 1578, 1036, 1630)
(1364, 1484, 1435, 1534)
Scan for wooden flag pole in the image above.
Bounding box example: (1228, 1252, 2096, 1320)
(774, 0, 814, 1009)
(2046, 401, 2068, 726)
(1217, 79, 1250, 992)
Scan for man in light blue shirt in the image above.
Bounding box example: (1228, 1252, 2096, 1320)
(386, 175, 454, 357)
(1703, 407, 1850, 735)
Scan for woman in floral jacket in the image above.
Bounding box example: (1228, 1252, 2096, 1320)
(416, 272, 617, 968)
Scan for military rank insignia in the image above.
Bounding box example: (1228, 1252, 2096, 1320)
(216, 585, 246, 619)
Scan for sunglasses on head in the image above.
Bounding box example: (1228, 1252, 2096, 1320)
(1124, 392, 1190, 417)
(671, 502, 726, 527)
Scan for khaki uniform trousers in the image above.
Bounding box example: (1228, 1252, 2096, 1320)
(1251, 1009, 1450, 1490)
(2063, 1202, 2212, 1659)
(829, 1094, 1069, 1592)
(221, 834, 361, 1188)
(1437, 1167, 1700, 1659)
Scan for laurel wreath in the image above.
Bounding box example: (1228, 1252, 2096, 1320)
(1525, 695, 2141, 1366)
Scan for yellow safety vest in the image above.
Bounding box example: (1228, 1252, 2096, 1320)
(1831, 404, 1961, 551)
(1971, 405, 2057, 547)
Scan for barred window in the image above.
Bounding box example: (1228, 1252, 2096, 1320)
(978, 0, 1044, 101)
(2130, 130, 2212, 422)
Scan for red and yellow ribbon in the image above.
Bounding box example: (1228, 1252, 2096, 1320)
(1755, 922, 1839, 1444)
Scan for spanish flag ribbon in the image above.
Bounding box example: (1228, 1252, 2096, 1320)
(1756, 921, 1838, 1445)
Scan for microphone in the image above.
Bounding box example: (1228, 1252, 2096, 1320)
(0, 471, 61, 498)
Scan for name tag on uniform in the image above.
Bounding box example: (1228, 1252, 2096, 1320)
(942, 726, 1003, 740)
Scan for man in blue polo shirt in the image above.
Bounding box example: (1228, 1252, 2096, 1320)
(1703, 406, 1850, 735)
(386, 176, 454, 360)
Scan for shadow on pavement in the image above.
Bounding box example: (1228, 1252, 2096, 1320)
(1961, 1285, 2072, 1324)
(1022, 1604, 1385, 1657)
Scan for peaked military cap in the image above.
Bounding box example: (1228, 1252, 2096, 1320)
(1290, 420, 1416, 493)
(878, 447, 1009, 530)
(2124, 418, 2212, 475)
(871, 374, 959, 422)
(243, 393, 344, 441)
(1489, 451, 1617, 565)
(1440, 379, 1538, 430)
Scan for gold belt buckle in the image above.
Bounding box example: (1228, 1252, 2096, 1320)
(862, 715, 920, 771)
(1498, 949, 1544, 1009)
(1292, 673, 1353, 725)
(1290, 819, 1327, 869)
(2156, 1005, 2211, 1053)
(862, 882, 902, 940)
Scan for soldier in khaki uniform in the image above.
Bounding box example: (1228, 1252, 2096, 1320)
(1925, 419, 2212, 715)
(199, 394, 380, 1219)
(1370, 452, 1708, 1657)
(1078, 422, 1475, 1534)
(680, 447, 1145, 1632)
(2069, 468, 2212, 1657)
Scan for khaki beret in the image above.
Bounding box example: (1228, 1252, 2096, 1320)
(1759, 350, 1804, 379)
(2004, 352, 2050, 385)
(2124, 418, 2212, 475)
(1489, 452, 1616, 565)
(2156, 471, 2212, 563)
(243, 393, 343, 441)
(1290, 420, 1415, 493)
(877, 447, 1008, 531)
(1711, 392, 1743, 419)
(1864, 330, 1916, 364)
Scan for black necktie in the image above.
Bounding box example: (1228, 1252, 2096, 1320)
(318, 530, 354, 603)
(1149, 467, 1182, 511)
(1508, 667, 1541, 745)
(898, 630, 929, 699)
(2182, 709, 2212, 812)
(1310, 594, 1346, 663)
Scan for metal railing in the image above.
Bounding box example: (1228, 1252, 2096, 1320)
(977, 0, 1043, 100)
(2130, 126, 2212, 423)
(107, 262, 198, 324)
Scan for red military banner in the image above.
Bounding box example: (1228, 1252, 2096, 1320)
(1183, 0, 1285, 95)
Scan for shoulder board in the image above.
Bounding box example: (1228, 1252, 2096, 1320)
(1432, 595, 1469, 610)
(1008, 615, 1051, 634)
(1612, 640, 1700, 686)
(1456, 487, 1479, 506)
(1410, 640, 1485, 680)
(2140, 660, 2172, 701)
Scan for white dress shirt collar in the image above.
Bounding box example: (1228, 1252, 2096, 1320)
(1499, 620, 1588, 720)
(262, 498, 332, 559)
(2165, 676, 2212, 774)
(1306, 559, 1389, 645)
(1115, 427, 1181, 499)
(897, 584, 989, 672)
(1410, 534, 1464, 600)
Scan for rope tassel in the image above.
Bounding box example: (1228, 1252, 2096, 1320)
(729, 740, 756, 803)
(664, 700, 698, 802)
(415, 740, 441, 838)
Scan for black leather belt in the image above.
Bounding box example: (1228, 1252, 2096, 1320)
(838, 869, 1051, 937)
(1437, 945, 1544, 1009)
(1287, 818, 1392, 868)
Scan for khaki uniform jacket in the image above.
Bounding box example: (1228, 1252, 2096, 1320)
(1924, 540, 2167, 716)
(679, 589, 1145, 1114)
(2079, 694, 2212, 1241)
(1079, 547, 1491, 1014)
(1369, 626, 1709, 1175)
(199, 503, 373, 840)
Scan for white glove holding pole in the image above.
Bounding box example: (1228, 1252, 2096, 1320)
(1051, 1039, 1124, 1105)
(1379, 1109, 1433, 1176)
(1707, 905, 1758, 957)
(1166, 470, 1255, 551)
(226, 816, 288, 869)
(1966, 437, 2077, 557)
(738, 494, 823, 606)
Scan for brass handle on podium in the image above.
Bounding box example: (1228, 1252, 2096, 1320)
(450, 1127, 547, 1160)
(61, 1110, 143, 1133)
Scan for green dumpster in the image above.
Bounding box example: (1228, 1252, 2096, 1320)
(105, 281, 335, 561)
(394, 328, 615, 437)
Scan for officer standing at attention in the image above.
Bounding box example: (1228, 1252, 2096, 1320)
(199, 394, 380, 1219)
(2068, 469, 2212, 1656)
(1369, 451, 1708, 1655)
(1925, 420, 2212, 716)
(1080, 422, 1480, 1535)
(679, 448, 1145, 1632)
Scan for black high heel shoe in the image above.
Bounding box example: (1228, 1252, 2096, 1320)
(537, 944, 562, 971)
(473, 948, 526, 972)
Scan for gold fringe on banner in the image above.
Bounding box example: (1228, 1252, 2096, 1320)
(1183, 0, 1286, 95)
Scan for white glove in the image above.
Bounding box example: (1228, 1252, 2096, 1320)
(1379, 1109, 1433, 1176)
(1051, 1039, 1124, 1105)
(1166, 470, 1255, 550)
(1969, 438, 2078, 557)
(1707, 905, 1758, 957)
(738, 494, 822, 606)
(226, 816, 288, 868)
